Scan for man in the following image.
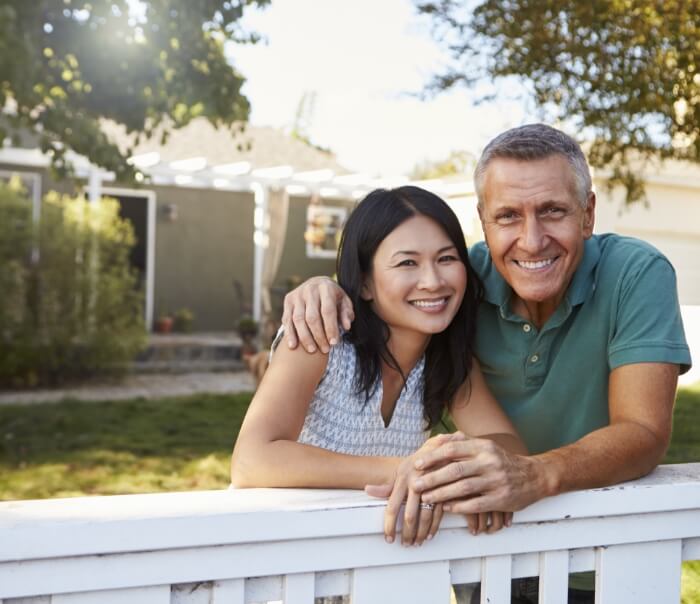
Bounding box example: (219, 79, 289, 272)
(281, 124, 691, 602)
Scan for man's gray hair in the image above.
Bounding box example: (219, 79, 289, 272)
(474, 124, 592, 208)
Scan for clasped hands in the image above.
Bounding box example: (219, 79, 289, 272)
(368, 431, 541, 545)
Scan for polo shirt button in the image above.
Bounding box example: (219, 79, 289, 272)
(523, 324, 531, 333)
(530, 354, 539, 363)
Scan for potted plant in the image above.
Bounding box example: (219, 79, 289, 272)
(173, 307, 194, 333)
(236, 315, 259, 356)
(155, 310, 173, 334)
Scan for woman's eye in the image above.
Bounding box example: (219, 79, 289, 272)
(439, 254, 458, 262)
(397, 259, 416, 267)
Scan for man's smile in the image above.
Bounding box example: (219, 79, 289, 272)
(513, 257, 558, 271)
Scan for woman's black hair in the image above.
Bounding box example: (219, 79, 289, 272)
(336, 186, 483, 428)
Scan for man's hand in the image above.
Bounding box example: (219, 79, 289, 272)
(281, 276, 354, 353)
(412, 437, 549, 515)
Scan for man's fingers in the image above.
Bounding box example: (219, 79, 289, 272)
(487, 511, 505, 534)
(465, 513, 478, 536)
(413, 459, 482, 495)
(443, 494, 497, 516)
(292, 309, 318, 353)
(338, 294, 355, 331)
(319, 285, 342, 347)
(477, 512, 490, 534)
(281, 298, 299, 349)
(414, 439, 485, 471)
(303, 303, 330, 353)
(421, 475, 487, 505)
(365, 483, 392, 499)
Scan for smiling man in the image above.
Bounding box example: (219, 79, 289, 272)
(281, 124, 692, 602)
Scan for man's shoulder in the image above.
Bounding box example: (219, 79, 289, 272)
(593, 233, 672, 275)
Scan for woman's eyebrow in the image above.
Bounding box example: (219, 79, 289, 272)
(390, 245, 457, 259)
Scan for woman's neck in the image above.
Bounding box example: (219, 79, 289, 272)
(383, 329, 429, 377)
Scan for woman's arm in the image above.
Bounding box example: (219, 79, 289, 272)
(230, 342, 400, 489)
(449, 360, 528, 455)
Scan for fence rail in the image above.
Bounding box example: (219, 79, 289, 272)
(2, 463, 700, 603)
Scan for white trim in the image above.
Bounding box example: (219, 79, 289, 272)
(251, 182, 268, 323)
(101, 187, 157, 331)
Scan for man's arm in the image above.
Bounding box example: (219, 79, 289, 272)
(281, 277, 353, 353)
(412, 362, 679, 513)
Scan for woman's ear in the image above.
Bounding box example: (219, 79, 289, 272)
(360, 276, 373, 301)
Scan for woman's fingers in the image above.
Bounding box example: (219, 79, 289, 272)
(401, 487, 422, 545)
(426, 503, 443, 542)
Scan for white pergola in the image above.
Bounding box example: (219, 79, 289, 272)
(0, 146, 476, 329)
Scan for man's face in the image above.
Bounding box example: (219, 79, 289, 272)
(478, 155, 595, 324)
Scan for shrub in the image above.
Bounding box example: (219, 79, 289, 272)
(0, 182, 146, 387)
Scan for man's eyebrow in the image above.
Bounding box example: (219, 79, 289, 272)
(390, 245, 457, 259)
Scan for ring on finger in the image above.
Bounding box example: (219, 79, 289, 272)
(420, 502, 434, 511)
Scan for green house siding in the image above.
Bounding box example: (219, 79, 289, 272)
(153, 187, 255, 331)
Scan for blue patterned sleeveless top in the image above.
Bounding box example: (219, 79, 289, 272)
(293, 336, 430, 456)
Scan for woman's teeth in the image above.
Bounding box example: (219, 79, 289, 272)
(411, 298, 447, 308)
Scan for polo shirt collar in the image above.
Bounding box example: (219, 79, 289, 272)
(481, 235, 602, 311)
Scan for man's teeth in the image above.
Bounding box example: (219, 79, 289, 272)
(517, 258, 554, 270)
(411, 298, 446, 308)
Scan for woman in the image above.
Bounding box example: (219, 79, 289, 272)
(230, 186, 526, 545)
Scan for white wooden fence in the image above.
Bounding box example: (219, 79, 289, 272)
(2, 463, 700, 604)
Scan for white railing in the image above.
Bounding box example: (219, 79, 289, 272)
(1, 463, 700, 604)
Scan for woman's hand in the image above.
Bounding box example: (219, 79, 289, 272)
(366, 433, 463, 545)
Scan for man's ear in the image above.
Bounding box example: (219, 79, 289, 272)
(583, 192, 596, 238)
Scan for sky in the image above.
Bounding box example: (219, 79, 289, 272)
(231, 0, 536, 177)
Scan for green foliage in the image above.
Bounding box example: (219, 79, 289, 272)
(0, 0, 269, 181)
(417, 0, 700, 204)
(173, 307, 194, 332)
(0, 182, 146, 386)
(410, 150, 476, 180)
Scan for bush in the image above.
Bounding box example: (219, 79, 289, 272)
(0, 181, 146, 387)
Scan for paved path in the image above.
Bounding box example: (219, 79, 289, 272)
(0, 371, 255, 405)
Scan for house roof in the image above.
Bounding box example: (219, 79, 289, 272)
(100, 118, 351, 174)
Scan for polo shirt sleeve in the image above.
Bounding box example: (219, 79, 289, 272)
(608, 255, 692, 373)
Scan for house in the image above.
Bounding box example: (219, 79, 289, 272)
(0, 119, 364, 331)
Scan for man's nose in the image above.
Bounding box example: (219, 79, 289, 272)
(519, 216, 547, 253)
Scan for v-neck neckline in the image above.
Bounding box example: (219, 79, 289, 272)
(375, 356, 425, 429)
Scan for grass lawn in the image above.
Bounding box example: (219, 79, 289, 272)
(1, 384, 699, 601)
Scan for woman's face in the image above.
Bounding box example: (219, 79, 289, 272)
(362, 214, 467, 341)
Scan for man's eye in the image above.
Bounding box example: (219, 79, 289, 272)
(543, 207, 565, 216)
(497, 212, 517, 222)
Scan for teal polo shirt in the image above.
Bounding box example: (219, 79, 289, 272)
(470, 233, 692, 455)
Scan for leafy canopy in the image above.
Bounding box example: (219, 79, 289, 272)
(417, 0, 700, 203)
(0, 0, 268, 181)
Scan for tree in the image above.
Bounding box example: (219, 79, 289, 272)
(416, 0, 700, 203)
(0, 0, 269, 181)
(410, 149, 476, 180)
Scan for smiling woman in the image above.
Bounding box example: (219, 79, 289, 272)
(230, 185, 526, 546)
